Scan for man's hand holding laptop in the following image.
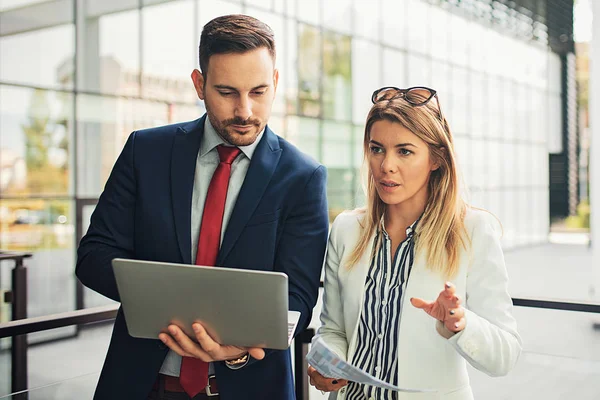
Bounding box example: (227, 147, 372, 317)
(159, 322, 266, 362)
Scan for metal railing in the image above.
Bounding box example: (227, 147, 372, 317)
(0, 251, 32, 396)
(1, 292, 599, 399)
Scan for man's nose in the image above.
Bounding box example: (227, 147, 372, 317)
(234, 95, 252, 120)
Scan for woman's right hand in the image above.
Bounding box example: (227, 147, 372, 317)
(307, 365, 348, 392)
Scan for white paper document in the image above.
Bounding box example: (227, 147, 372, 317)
(306, 337, 436, 393)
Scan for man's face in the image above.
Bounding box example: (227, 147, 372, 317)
(191, 48, 278, 146)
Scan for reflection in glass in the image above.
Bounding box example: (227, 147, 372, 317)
(298, 24, 321, 117)
(198, 0, 243, 29)
(98, 9, 140, 96)
(0, 0, 53, 11)
(0, 85, 72, 196)
(0, 24, 74, 89)
(142, 0, 195, 100)
(322, 0, 352, 34)
(296, 0, 319, 25)
(76, 94, 176, 197)
(0, 198, 76, 341)
(352, 39, 380, 125)
(323, 32, 351, 121)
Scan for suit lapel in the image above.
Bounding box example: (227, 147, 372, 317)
(217, 126, 282, 265)
(171, 116, 205, 264)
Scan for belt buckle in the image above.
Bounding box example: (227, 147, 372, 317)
(206, 375, 219, 397)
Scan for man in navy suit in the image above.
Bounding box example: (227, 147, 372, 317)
(76, 14, 328, 400)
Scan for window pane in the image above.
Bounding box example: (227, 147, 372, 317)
(323, 32, 351, 121)
(0, 24, 74, 89)
(284, 18, 298, 114)
(98, 9, 140, 96)
(0, 198, 76, 341)
(382, 48, 407, 88)
(352, 39, 380, 125)
(353, 0, 380, 40)
(322, 0, 352, 34)
(322, 123, 355, 214)
(297, 0, 319, 25)
(406, 0, 429, 54)
(430, 5, 449, 61)
(298, 24, 321, 117)
(0, 0, 54, 11)
(0, 85, 73, 196)
(285, 116, 319, 161)
(76, 93, 174, 197)
(245, 0, 272, 10)
(381, 0, 406, 49)
(407, 53, 431, 86)
(198, 0, 243, 29)
(142, 0, 195, 99)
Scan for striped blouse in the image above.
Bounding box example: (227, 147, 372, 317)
(345, 218, 418, 400)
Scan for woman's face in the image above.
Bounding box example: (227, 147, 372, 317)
(368, 119, 438, 209)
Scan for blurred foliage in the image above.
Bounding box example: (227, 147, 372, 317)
(565, 200, 590, 229)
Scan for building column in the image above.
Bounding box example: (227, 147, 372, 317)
(590, 1, 600, 300)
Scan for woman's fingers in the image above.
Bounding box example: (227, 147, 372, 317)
(307, 366, 348, 392)
(409, 297, 431, 310)
(445, 316, 466, 332)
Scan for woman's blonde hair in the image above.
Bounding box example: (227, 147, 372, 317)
(348, 94, 469, 279)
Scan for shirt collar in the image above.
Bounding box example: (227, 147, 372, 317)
(199, 117, 264, 160)
(380, 214, 422, 238)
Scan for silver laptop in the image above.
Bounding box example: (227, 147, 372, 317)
(112, 258, 300, 350)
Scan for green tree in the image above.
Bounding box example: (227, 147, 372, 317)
(18, 89, 69, 194)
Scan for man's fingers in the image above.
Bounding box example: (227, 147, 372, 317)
(247, 347, 265, 360)
(159, 332, 193, 358)
(167, 325, 211, 361)
(193, 323, 219, 353)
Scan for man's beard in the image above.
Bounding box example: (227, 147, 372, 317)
(206, 109, 263, 147)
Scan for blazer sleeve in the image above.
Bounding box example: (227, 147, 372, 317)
(75, 132, 138, 302)
(313, 214, 349, 361)
(443, 212, 522, 377)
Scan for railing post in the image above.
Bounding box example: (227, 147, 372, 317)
(294, 328, 314, 400)
(11, 257, 28, 398)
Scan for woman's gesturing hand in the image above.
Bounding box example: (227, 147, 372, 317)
(410, 282, 465, 333)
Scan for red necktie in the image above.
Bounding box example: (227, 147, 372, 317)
(179, 144, 241, 397)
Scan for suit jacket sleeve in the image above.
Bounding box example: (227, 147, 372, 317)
(443, 212, 522, 377)
(75, 131, 138, 302)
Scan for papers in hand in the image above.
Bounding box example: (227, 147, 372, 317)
(306, 337, 436, 393)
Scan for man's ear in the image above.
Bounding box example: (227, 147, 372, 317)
(191, 69, 206, 100)
(273, 68, 279, 94)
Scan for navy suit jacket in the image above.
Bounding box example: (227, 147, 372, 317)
(76, 115, 329, 400)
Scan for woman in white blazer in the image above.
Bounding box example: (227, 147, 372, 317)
(309, 87, 522, 400)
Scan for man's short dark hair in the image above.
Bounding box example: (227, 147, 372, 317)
(199, 14, 276, 76)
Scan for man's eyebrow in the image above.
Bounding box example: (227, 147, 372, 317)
(213, 84, 269, 91)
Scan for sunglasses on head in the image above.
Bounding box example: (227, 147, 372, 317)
(371, 86, 445, 122)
